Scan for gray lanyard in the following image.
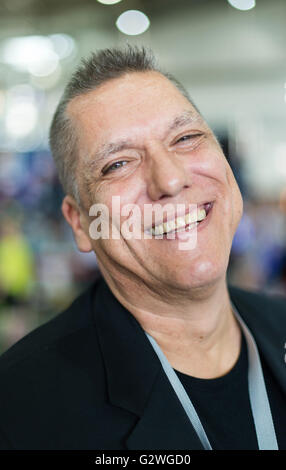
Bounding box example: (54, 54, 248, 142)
(145, 304, 278, 450)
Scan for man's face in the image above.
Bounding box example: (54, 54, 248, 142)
(67, 71, 243, 293)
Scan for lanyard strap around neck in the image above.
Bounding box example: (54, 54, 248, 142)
(145, 304, 278, 450)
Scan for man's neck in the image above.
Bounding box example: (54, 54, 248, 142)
(100, 272, 242, 379)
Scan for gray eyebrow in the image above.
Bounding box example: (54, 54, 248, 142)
(86, 110, 200, 171)
(85, 139, 134, 172)
(168, 110, 198, 132)
(97, 140, 134, 163)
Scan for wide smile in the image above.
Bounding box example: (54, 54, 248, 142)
(148, 202, 214, 239)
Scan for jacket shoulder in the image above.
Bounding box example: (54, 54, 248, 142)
(228, 284, 286, 336)
(229, 284, 286, 313)
(0, 281, 96, 373)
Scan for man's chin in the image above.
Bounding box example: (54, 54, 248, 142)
(159, 264, 227, 298)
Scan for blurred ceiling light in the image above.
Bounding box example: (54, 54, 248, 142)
(97, 0, 122, 4)
(31, 65, 62, 90)
(1, 35, 60, 77)
(227, 0, 256, 10)
(29, 55, 59, 77)
(5, 85, 38, 138)
(116, 10, 150, 36)
(49, 34, 76, 60)
(5, 100, 38, 138)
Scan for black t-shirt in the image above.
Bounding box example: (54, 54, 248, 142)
(175, 334, 286, 450)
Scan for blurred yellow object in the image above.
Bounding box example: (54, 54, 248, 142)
(0, 233, 34, 299)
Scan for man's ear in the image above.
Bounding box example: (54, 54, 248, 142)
(61, 195, 93, 253)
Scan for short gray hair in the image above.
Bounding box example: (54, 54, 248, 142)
(49, 45, 197, 206)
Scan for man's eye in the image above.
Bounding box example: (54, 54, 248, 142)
(102, 161, 127, 175)
(176, 133, 202, 144)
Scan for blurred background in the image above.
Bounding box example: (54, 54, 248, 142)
(0, 0, 286, 353)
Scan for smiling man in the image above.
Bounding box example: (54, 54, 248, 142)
(0, 46, 285, 451)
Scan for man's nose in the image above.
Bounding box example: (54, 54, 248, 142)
(145, 147, 191, 201)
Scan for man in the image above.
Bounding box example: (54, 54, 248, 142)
(0, 46, 285, 450)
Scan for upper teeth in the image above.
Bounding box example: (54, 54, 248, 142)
(151, 208, 206, 236)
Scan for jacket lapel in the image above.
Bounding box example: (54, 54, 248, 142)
(125, 369, 203, 450)
(94, 278, 204, 450)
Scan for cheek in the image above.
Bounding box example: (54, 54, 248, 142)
(186, 146, 229, 184)
(92, 179, 143, 233)
(220, 163, 243, 239)
(193, 148, 243, 234)
(231, 179, 244, 231)
(95, 176, 141, 204)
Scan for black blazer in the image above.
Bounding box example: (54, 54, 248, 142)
(0, 277, 285, 450)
